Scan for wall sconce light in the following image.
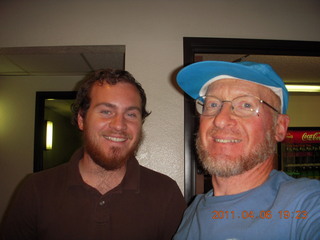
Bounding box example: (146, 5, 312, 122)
(286, 85, 320, 93)
(46, 120, 53, 150)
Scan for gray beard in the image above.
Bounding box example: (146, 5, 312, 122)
(196, 128, 276, 178)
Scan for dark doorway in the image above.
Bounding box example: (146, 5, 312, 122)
(33, 91, 82, 172)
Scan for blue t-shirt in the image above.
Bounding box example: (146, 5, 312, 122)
(174, 170, 320, 240)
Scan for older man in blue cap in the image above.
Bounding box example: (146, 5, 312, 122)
(174, 61, 320, 240)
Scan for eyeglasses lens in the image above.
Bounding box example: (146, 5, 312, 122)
(196, 96, 260, 117)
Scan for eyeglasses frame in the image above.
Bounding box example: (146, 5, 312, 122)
(196, 95, 281, 117)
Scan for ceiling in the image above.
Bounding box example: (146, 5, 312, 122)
(0, 45, 125, 118)
(0, 45, 125, 76)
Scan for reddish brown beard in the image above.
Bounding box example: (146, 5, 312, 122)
(83, 130, 142, 171)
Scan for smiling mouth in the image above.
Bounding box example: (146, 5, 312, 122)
(104, 136, 127, 142)
(214, 138, 242, 143)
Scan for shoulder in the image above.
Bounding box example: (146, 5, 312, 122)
(137, 164, 186, 208)
(174, 193, 206, 232)
(27, 148, 82, 186)
(183, 193, 207, 214)
(138, 164, 185, 198)
(280, 177, 320, 207)
(21, 162, 70, 192)
(275, 171, 320, 194)
(272, 171, 320, 212)
(139, 165, 178, 186)
(274, 173, 320, 239)
(30, 162, 69, 179)
(5, 163, 72, 215)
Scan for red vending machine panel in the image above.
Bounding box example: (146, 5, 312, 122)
(281, 127, 320, 180)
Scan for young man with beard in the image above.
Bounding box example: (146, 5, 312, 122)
(173, 61, 320, 240)
(1, 69, 186, 240)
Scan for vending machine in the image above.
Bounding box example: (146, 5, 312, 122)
(280, 127, 320, 180)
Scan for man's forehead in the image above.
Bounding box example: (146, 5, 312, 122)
(206, 78, 280, 104)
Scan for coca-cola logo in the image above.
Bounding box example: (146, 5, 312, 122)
(302, 132, 320, 141)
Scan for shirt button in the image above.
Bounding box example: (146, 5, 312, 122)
(99, 200, 106, 206)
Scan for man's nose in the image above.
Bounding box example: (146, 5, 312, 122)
(212, 102, 236, 128)
(109, 114, 127, 131)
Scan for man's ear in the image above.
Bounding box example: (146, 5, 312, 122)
(275, 114, 290, 142)
(77, 112, 84, 131)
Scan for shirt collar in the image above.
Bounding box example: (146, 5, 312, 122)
(66, 148, 140, 193)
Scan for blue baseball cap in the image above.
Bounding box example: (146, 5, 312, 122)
(177, 61, 288, 114)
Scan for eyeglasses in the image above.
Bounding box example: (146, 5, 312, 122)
(195, 95, 280, 117)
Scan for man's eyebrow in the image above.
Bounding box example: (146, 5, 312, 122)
(94, 103, 141, 112)
(94, 102, 116, 109)
(126, 106, 142, 113)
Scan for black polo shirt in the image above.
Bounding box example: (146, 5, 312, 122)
(1, 149, 186, 240)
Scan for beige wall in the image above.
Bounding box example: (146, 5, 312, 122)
(287, 94, 320, 127)
(1, 0, 320, 219)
